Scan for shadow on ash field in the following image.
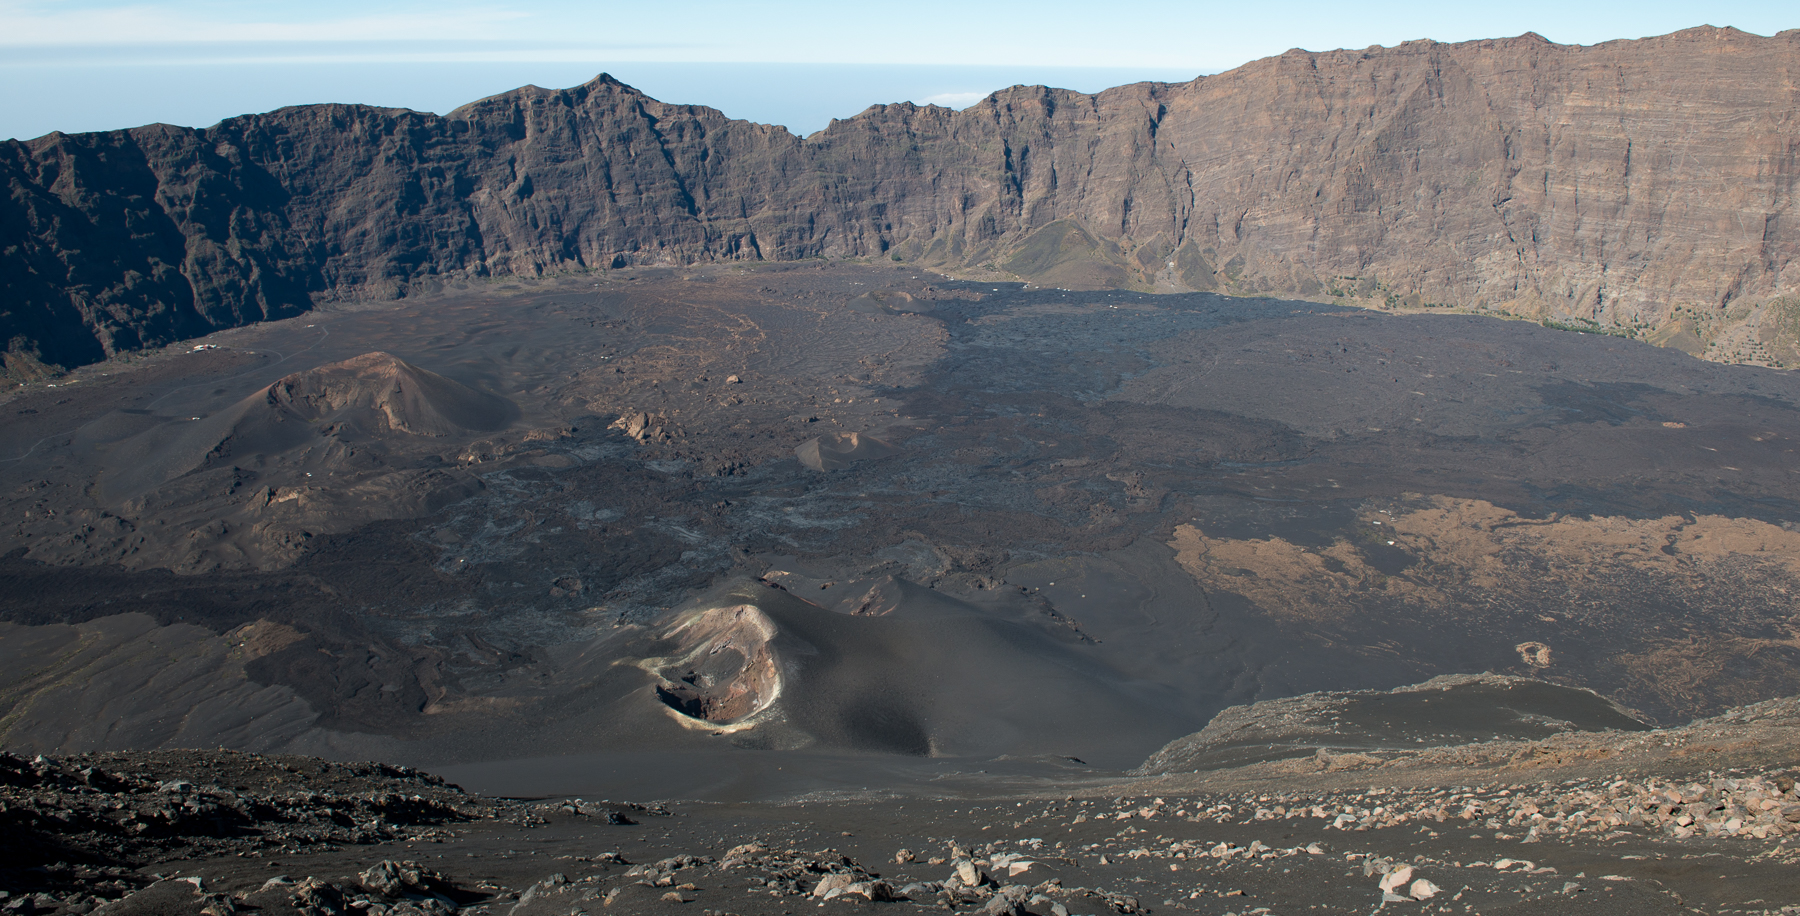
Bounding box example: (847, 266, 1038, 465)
(4, 263, 1800, 803)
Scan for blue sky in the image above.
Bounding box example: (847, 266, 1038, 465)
(2, 1, 1794, 140)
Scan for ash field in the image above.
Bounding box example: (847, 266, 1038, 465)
(6, 265, 1800, 913)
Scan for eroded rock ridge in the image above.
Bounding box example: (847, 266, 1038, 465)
(5, 26, 1799, 373)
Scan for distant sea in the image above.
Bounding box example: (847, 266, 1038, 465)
(1, 44, 1207, 141)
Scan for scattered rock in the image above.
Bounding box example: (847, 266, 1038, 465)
(954, 859, 986, 887)
(0, 750, 484, 904)
(813, 874, 854, 899)
(1376, 865, 1414, 893)
(844, 881, 894, 901)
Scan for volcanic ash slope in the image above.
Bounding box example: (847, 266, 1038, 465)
(41, 352, 510, 572)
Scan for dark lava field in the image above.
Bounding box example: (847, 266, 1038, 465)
(4, 263, 1800, 794)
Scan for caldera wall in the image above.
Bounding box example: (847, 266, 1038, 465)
(3, 26, 1798, 373)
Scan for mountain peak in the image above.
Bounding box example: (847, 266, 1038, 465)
(4, 26, 1797, 373)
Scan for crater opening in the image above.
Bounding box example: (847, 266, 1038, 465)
(647, 604, 781, 729)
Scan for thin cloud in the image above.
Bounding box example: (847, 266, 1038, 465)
(918, 90, 989, 109)
(0, 3, 534, 44)
(0, 40, 692, 66)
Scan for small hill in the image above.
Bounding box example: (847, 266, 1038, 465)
(1134, 674, 1651, 776)
(265, 352, 514, 437)
(794, 432, 900, 472)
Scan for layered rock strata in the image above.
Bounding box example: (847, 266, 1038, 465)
(3, 26, 1798, 372)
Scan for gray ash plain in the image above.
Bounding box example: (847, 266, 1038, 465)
(5, 263, 1800, 911)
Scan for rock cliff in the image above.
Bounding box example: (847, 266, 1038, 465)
(3, 26, 1798, 374)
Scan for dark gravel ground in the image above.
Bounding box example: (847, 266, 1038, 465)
(6, 748, 1799, 916)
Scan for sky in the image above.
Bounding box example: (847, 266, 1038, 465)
(1, 0, 1795, 140)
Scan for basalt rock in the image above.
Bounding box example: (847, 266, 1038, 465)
(4, 27, 1800, 373)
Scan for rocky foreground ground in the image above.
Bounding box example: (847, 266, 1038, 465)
(7, 689, 1800, 916)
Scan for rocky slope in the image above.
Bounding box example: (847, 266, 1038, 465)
(9, 682, 1800, 914)
(4, 26, 1798, 376)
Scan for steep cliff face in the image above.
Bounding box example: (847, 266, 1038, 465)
(0, 124, 313, 371)
(1129, 27, 1800, 352)
(881, 26, 1800, 357)
(3, 27, 1798, 374)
